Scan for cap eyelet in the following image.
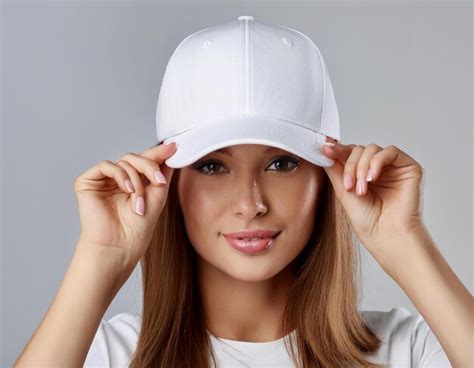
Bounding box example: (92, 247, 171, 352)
(281, 37, 292, 47)
(203, 39, 212, 48)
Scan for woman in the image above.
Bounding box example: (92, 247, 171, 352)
(15, 16, 472, 368)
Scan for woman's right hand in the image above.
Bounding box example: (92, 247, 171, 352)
(73, 141, 177, 273)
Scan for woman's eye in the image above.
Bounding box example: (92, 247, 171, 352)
(267, 157, 300, 172)
(193, 161, 226, 175)
(192, 156, 300, 176)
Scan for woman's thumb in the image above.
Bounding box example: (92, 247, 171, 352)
(322, 148, 346, 200)
(144, 163, 175, 216)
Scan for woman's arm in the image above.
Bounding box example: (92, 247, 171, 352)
(14, 242, 128, 367)
(377, 226, 474, 367)
(320, 140, 473, 366)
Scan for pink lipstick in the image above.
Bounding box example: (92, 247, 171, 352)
(223, 229, 281, 255)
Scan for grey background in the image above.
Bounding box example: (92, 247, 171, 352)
(1, 1, 472, 366)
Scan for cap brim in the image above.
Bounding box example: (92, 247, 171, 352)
(162, 116, 336, 168)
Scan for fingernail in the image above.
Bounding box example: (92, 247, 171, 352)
(366, 168, 374, 182)
(323, 142, 336, 149)
(125, 179, 134, 193)
(343, 174, 353, 190)
(356, 179, 365, 195)
(154, 170, 167, 184)
(135, 196, 145, 216)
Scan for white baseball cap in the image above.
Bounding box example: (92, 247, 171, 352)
(156, 15, 340, 168)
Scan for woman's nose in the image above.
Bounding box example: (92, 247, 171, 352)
(233, 178, 268, 217)
(253, 180, 267, 211)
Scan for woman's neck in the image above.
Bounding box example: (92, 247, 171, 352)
(198, 257, 296, 342)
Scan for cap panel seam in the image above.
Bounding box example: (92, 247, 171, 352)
(243, 19, 251, 115)
(240, 20, 245, 115)
(249, 19, 252, 114)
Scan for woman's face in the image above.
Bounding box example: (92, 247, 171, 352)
(177, 144, 326, 282)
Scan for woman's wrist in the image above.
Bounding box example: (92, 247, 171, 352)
(73, 240, 135, 294)
(368, 224, 432, 278)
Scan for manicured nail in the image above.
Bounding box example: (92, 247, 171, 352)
(154, 170, 167, 184)
(135, 196, 145, 216)
(356, 179, 365, 195)
(125, 179, 134, 193)
(323, 142, 336, 149)
(366, 168, 374, 182)
(343, 174, 353, 190)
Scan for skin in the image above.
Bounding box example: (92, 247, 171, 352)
(177, 144, 326, 342)
(177, 137, 473, 365)
(16, 136, 470, 366)
(322, 137, 473, 366)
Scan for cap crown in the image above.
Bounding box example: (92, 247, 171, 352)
(156, 16, 340, 143)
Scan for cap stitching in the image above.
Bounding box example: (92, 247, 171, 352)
(249, 19, 252, 114)
(167, 128, 334, 167)
(244, 19, 251, 114)
(240, 20, 245, 115)
(166, 114, 326, 139)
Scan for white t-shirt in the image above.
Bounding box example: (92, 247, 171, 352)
(83, 307, 451, 367)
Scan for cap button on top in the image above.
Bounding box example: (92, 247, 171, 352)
(238, 15, 254, 21)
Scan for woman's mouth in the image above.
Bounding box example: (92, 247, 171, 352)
(223, 232, 280, 255)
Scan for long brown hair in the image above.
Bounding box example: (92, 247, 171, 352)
(128, 165, 385, 367)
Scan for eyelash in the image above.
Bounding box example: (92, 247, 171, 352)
(191, 156, 301, 176)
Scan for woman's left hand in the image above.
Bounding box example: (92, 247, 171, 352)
(321, 137, 426, 262)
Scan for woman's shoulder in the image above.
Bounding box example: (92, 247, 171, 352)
(107, 312, 142, 329)
(360, 305, 417, 332)
(84, 312, 141, 367)
(360, 306, 451, 367)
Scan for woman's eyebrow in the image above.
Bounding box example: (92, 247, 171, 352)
(214, 146, 277, 157)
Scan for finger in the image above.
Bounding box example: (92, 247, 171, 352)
(325, 136, 337, 143)
(367, 145, 421, 182)
(377, 145, 418, 169)
(355, 144, 383, 196)
(75, 160, 134, 195)
(322, 145, 365, 201)
(322, 159, 346, 200)
(143, 162, 175, 216)
(139, 142, 178, 214)
(115, 160, 146, 216)
(322, 140, 357, 164)
(341, 145, 365, 192)
(118, 152, 169, 187)
(140, 141, 177, 163)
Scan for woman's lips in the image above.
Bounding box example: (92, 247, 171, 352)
(223, 232, 280, 254)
